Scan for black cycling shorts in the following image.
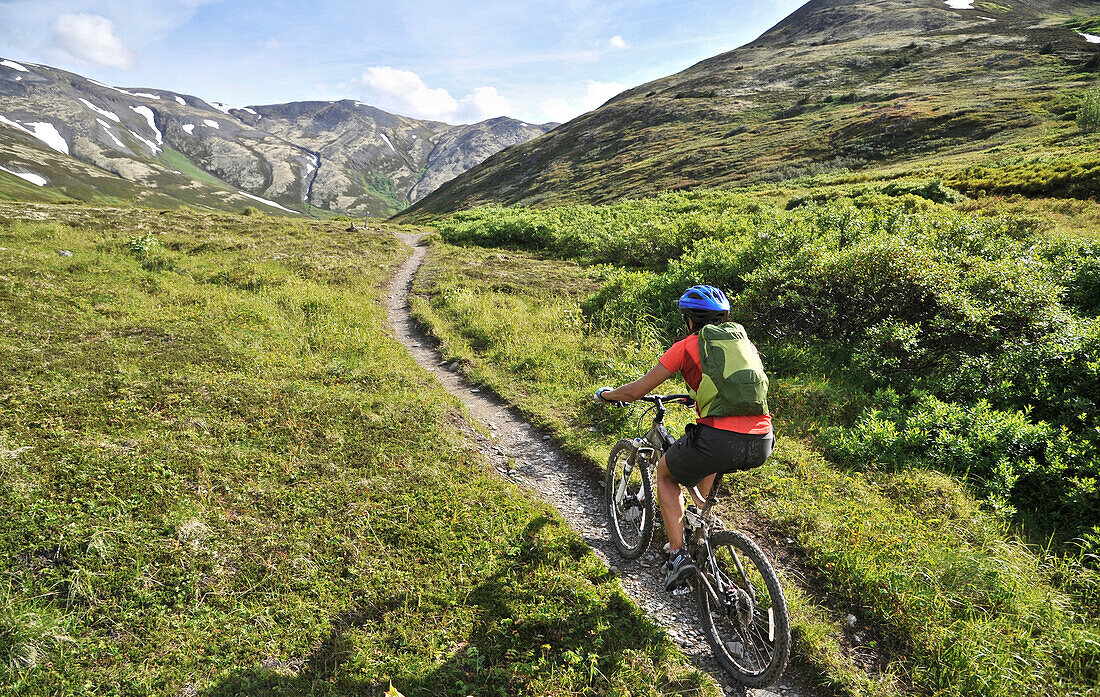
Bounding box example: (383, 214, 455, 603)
(664, 423, 774, 488)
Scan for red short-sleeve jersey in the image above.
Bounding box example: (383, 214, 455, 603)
(659, 334, 773, 435)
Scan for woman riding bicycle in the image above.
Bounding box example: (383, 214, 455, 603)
(594, 285, 774, 592)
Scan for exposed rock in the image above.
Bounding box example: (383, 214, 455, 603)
(0, 61, 555, 216)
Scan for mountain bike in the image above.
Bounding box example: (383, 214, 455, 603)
(604, 394, 790, 687)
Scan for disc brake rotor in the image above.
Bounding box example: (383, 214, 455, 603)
(618, 493, 644, 521)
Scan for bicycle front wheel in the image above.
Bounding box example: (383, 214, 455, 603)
(605, 439, 656, 559)
(697, 530, 790, 687)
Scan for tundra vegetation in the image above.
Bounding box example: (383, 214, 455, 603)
(0, 205, 717, 697)
(413, 187, 1100, 696)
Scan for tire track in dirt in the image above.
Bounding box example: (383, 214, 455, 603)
(385, 232, 811, 697)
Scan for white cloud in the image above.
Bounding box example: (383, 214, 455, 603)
(52, 13, 134, 69)
(536, 80, 624, 123)
(609, 35, 628, 49)
(346, 66, 457, 120)
(456, 86, 510, 122)
(344, 66, 510, 124)
(264, 38, 282, 50)
(0, 1, 228, 70)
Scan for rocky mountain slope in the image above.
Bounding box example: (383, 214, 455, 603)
(402, 0, 1100, 218)
(0, 59, 554, 216)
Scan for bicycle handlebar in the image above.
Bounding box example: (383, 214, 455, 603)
(636, 393, 695, 407)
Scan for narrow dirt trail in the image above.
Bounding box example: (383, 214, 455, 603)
(386, 233, 809, 697)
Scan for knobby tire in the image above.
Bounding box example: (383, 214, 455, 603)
(605, 439, 656, 559)
(697, 529, 790, 687)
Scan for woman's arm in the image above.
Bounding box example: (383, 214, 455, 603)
(598, 363, 674, 402)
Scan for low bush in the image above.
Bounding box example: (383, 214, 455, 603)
(414, 238, 1100, 696)
(438, 190, 768, 269)
(585, 201, 1100, 541)
(946, 153, 1100, 198)
(1079, 85, 1100, 133)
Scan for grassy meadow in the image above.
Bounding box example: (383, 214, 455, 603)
(0, 203, 718, 697)
(411, 188, 1100, 697)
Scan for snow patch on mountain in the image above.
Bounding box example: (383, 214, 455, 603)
(3, 118, 70, 154)
(175, 96, 187, 106)
(1, 60, 29, 72)
(241, 107, 258, 115)
(943, 0, 974, 8)
(97, 119, 125, 148)
(1081, 33, 1100, 43)
(93, 82, 146, 99)
(238, 191, 297, 213)
(132, 92, 160, 100)
(130, 106, 162, 144)
(129, 130, 159, 154)
(380, 132, 397, 154)
(203, 119, 220, 129)
(79, 98, 121, 123)
(29, 122, 69, 154)
(209, 102, 234, 115)
(0, 164, 46, 186)
(182, 124, 195, 135)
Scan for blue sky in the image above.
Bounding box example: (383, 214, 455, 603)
(0, 0, 805, 124)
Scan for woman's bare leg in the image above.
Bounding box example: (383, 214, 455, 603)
(656, 456, 686, 550)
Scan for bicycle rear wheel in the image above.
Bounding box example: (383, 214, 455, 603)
(697, 530, 790, 687)
(605, 439, 656, 559)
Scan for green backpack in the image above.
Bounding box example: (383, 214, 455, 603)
(689, 322, 769, 418)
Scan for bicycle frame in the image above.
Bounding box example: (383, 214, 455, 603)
(604, 393, 788, 685)
(629, 397, 752, 606)
(611, 400, 676, 511)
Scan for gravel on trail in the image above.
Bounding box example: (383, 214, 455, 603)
(386, 233, 812, 697)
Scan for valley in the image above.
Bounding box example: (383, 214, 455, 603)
(0, 61, 553, 217)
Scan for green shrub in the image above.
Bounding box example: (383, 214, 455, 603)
(879, 179, 965, 203)
(241, 205, 261, 216)
(825, 393, 1100, 538)
(825, 395, 1050, 505)
(438, 190, 766, 269)
(1069, 254, 1100, 314)
(582, 200, 1100, 540)
(947, 153, 1100, 198)
(127, 231, 158, 255)
(446, 191, 1100, 541)
(1078, 86, 1100, 133)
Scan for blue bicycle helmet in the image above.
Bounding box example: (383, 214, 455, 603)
(678, 285, 730, 312)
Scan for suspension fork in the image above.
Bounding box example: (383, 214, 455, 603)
(614, 443, 655, 506)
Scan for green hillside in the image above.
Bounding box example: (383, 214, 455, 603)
(0, 203, 715, 696)
(411, 190, 1100, 696)
(401, 0, 1100, 219)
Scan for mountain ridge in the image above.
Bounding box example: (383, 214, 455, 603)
(0, 58, 555, 216)
(401, 0, 1100, 219)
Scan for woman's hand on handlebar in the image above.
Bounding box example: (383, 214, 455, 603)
(593, 387, 625, 407)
